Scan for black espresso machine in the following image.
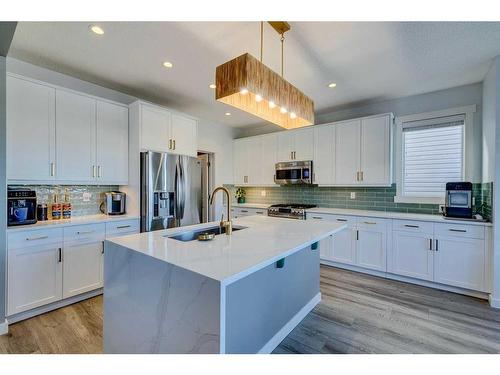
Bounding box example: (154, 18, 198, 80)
(7, 187, 38, 226)
(444, 182, 473, 219)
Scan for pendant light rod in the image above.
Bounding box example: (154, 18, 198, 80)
(281, 33, 284, 77)
(260, 21, 264, 62)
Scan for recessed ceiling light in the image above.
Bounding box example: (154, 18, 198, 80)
(255, 94, 263, 102)
(290, 112, 297, 119)
(163, 61, 173, 69)
(225, 112, 231, 116)
(209, 84, 216, 89)
(328, 82, 337, 88)
(269, 101, 276, 109)
(240, 88, 249, 95)
(280, 107, 287, 114)
(89, 25, 104, 35)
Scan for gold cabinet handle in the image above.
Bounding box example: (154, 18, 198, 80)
(361, 171, 364, 181)
(26, 235, 48, 241)
(169, 139, 172, 149)
(50, 162, 55, 177)
(173, 139, 176, 150)
(116, 225, 131, 229)
(363, 221, 377, 225)
(92, 165, 96, 178)
(97, 165, 101, 178)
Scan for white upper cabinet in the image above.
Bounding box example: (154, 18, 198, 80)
(56, 90, 96, 182)
(234, 134, 277, 186)
(335, 120, 361, 185)
(7, 76, 56, 181)
(360, 115, 391, 185)
(260, 133, 278, 185)
(6, 75, 129, 184)
(138, 102, 198, 157)
(171, 114, 197, 157)
(277, 131, 294, 162)
(314, 125, 335, 185)
(141, 104, 171, 153)
(276, 128, 314, 162)
(96, 101, 129, 184)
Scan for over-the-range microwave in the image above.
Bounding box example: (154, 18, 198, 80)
(274, 160, 314, 185)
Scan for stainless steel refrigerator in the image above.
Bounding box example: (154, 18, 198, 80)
(140, 151, 205, 232)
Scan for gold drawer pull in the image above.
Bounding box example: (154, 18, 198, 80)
(312, 216, 323, 219)
(363, 221, 377, 225)
(404, 224, 419, 228)
(26, 235, 48, 241)
(449, 228, 467, 233)
(116, 225, 131, 229)
(336, 218, 347, 222)
(77, 230, 94, 235)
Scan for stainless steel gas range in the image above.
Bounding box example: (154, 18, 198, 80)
(267, 204, 317, 220)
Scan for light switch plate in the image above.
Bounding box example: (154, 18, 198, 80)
(350, 192, 356, 199)
(83, 192, 91, 202)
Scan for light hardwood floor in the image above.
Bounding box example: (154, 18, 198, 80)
(1, 266, 499, 354)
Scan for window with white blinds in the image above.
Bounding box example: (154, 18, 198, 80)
(402, 114, 464, 198)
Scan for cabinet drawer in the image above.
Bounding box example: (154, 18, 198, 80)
(434, 223, 484, 239)
(8, 228, 63, 250)
(106, 219, 140, 238)
(356, 216, 389, 231)
(392, 220, 433, 235)
(64, 223, 106, 244)
(307, 213, 356, 226)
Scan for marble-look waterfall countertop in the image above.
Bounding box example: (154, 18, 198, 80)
(107, 215, 346, 285)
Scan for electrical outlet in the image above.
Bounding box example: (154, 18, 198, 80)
(439, 205, 445, 214)
(83, 192, 91, 202)
(350, 192, 356, 199)
(472, 197, 476, 206)
(261, 190, 266, 197)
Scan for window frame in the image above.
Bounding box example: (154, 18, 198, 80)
(394, 105, 476, 204)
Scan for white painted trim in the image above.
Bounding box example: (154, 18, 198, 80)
(321, 261, 489, 300)
(257, 292, 321, 354)
(394, 104, 477, 204)
(489, 295, 500, 309)
(6, 289, 102, 324)
(0, 320, 8, 335)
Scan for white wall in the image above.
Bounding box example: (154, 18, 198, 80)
(483, 56, 500, 307)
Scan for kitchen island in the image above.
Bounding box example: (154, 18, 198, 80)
(103, 215, 346, 354)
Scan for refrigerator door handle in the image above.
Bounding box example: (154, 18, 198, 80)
(175, 158, 186, 221)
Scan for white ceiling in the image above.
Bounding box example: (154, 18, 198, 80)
(9, 22, 500, 128)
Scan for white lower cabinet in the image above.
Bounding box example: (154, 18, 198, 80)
(309, 213, 490, 294)
(232, 207, 267, 218)
(392, 231, 434, 281)
(355, 218, 389, 271)
(7, 243, 63, 316)
(7, 218, 140, 317)
(433, 236, 485, 291)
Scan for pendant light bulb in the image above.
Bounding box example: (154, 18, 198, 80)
(280, 107, 287, 114)
(240, 88, 249, 95)
(255, 94, 263, 102)
(290, 112, 297, 119)
(269, 101, 276, 109)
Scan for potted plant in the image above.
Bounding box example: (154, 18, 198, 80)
(235, 188, 246, 204)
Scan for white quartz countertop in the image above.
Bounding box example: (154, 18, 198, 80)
(7, 214, 140, 232)
(306, 207, 491, 226)
(231, 203, 490, 226)
(107, 215, 346, 285)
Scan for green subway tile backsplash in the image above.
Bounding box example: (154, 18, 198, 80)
(225, 182, 493, 219)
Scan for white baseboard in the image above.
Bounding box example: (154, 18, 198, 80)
(489, 295, 500, 309)
(257, 292, 321, 354)
(0, 320, 8, 335)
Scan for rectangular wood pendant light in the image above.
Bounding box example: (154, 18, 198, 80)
(215, 53, 314, 129)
